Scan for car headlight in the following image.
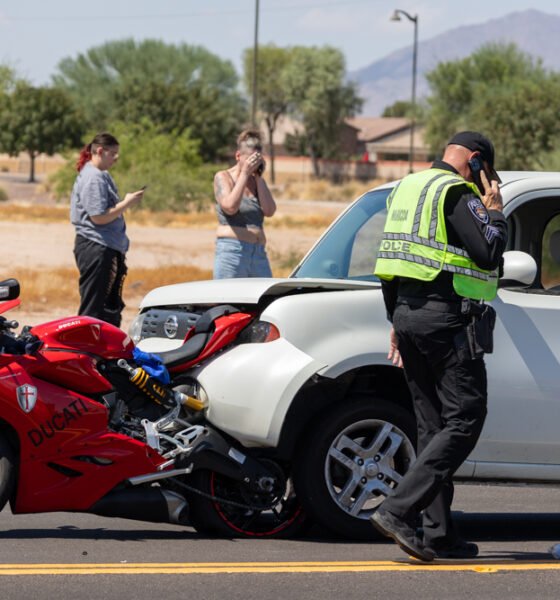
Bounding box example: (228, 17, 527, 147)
(239, 320, 280, 343)
(129, 313, 146, 344)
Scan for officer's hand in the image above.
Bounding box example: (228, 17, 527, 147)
(480, 170, 503, 212)
(388, 327, 403, 369)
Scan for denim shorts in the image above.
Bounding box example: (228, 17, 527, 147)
(214, 238, 273, 279)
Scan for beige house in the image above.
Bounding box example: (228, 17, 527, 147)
(260, 115, 431, 180)
(261, 115, 362, 157)
(346, 116, 430, 162)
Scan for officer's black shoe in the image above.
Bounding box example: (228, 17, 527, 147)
(428, 539, 479, 559)
(371, 508, 435, 562)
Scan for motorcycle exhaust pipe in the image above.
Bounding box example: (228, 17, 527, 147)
(181, 429, 277, 488)
(89, 486, 189, 525)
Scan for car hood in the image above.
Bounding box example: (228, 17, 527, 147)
(139, 277, 379, 308)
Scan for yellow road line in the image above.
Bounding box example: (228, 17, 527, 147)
(0, 561, 558, 575)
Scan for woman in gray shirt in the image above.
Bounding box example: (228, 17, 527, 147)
(213, 129, 276, 278)
(70, 132, 144, 327)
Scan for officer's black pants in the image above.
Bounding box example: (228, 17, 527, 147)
(74, 235, 127, 328)
(382, 302, 487, 547)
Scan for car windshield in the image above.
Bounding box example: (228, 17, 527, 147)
(292, 188, 391, 281)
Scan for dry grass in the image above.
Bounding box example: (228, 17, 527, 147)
(272, 176, 384, 202)
(14, 256, 309, 312)
(268, 214, 334, 229)
(127, 209, 216, 228)
(0, 204, 69, 222)
(268, 246, 306, 277)
(0, 203, 332, 231)
(13, 267, 80, 310)
(0, 203, 218, 228)
(13, 264, 213, 313)
(126, 264, 213, 299)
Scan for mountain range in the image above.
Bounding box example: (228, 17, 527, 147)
(351, 9, 560, 116)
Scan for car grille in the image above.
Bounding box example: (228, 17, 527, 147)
(140, 308, 201, 341)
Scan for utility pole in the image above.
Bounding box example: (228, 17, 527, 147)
(251, 0, 260, 127)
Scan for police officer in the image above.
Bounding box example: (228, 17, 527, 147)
(370, 131, 507, 561)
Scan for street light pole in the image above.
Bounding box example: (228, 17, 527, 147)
(251, 0, 260, 127)
(391, 9, 418, 174)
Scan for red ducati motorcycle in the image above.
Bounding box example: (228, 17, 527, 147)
(0, 279, 304, 538)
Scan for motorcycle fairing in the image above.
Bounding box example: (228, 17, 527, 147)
(0, 363, 166, 513)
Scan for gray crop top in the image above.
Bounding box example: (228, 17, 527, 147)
(216, 174, 264, 228)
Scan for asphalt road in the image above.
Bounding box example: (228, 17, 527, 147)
(1, 483, 560, 600)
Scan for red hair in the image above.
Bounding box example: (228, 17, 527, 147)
(76, 143, 92, 172)
(75, 132, 119, 172)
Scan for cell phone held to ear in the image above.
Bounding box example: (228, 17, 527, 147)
(468, 157, 485, 194)
(468, 157, 482, 173)
(256, 163, 265, 176)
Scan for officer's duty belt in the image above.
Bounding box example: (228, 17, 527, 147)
(397, 296, 481, 315)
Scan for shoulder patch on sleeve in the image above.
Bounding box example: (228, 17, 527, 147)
(467, 198, 489, 224)
(484, 225, 501, 242)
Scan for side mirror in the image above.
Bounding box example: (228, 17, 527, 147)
(0, 279, 20, 301)
(499, 251, 537, 287)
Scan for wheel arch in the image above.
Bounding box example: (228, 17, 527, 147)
(275, 364, 413, 460)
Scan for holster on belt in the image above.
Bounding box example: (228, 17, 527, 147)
(461, 299, 496, 358)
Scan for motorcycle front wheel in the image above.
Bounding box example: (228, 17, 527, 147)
(187, 465, 306, 539)
(0, 435, 15, 512)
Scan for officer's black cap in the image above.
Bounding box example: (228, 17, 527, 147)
(447, 131, 501, 183)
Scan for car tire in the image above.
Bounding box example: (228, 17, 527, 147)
(0, 435, 15, 512)
(293, 397, 416, 540)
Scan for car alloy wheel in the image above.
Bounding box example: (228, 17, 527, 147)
(325, 418, 415, 518)
(294, 398, 416, 540)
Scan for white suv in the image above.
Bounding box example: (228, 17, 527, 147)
(131, 172, 560, 539)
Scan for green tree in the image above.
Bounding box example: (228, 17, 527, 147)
(0, 65, 19, 94)
(243, 45, 292, 183)
(425, 43, 560, 169)
(283, 46, 363, 177)
(382, 100, 413, 117)
(110, 79, 243, 162)
(50, 119, 218, 212)
(0, 83, 83, 182)
(53, 39, 246, 160)
(382, 99, 426, 123)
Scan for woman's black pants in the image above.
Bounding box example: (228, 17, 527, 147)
(74, 235, 127, 328)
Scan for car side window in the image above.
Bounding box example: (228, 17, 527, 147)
(541, 214, 560, 291)
(348, 209, 388, 279)
(292, 189, 390, 280)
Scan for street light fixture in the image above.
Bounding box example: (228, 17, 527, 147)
(391, 9, 418, 174)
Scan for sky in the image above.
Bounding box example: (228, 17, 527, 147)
(1, 0, 560, 84)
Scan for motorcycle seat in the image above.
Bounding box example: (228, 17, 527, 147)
(157, 305, 240, 369)
(158, 332, 209, 368)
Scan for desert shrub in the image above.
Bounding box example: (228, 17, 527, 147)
(47, 119, 224, 212)
(0, 186, 8, 202)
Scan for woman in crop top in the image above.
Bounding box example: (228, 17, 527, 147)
(213, 129, 277, 278)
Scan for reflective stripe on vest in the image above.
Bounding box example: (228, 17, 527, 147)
(374, 169, 498, 301)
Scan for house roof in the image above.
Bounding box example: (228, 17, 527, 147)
(345, 117, 411, 142)
(366, 125, 427, 154)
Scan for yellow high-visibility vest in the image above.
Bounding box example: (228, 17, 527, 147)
(374, 169, 498, 301)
